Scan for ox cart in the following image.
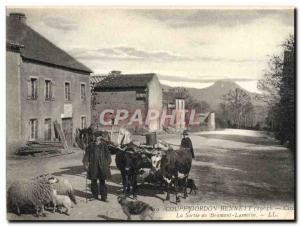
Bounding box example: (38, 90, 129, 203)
(75, 128, 194, 204)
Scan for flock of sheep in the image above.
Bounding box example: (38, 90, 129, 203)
(7, 174, 76, 217)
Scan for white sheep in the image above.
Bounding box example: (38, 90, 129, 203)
(36, 174, 77, 204)
(52, 189, 72, 215)
(7, 176, 57, 216)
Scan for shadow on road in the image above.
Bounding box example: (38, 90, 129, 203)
(51, 165, 179, 203)
(74, 184, 124, 199)
(110, 173, 122, 184)
(52, 165, 85, 177)
(138, 184, 164, 195)
(74, 189, 92, 200)
(7, 205, 55, 217)
(97, 214, 123, 220)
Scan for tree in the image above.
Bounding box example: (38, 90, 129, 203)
(166, 87, 189, 100)
(258, 35, 295, 150)
(164, 87, 210, 113)
(186, 98, 210, 113)
(220, 88, 255, 128)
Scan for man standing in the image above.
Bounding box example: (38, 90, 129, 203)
(181, 130, 195, 159)
(83, 132, 111, 202)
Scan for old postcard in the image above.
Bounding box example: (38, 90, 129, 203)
(6, 6, 295, 221)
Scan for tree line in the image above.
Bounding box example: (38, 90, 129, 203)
(258, 35, 295, 150)
(219, 88, 256, 129)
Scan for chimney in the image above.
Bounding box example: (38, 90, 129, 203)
(9, 12, 26, 24)
(109, 70, 122, 76)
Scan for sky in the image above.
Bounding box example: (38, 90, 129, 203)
(7, 7, 294, 93)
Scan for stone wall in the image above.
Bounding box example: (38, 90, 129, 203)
(92, 89, 147, 132)
(92, 75, 163, 132)
(6, 51, 22, 153)
(6, 54, 91, 154)
(147, 76, 162, 131)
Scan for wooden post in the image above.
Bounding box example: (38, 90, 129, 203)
(53, 120, 70, 153)
(110, 118, 115, 141)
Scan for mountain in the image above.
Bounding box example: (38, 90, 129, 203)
(188, 80, 244, 109)
(162, 79, 265, 111)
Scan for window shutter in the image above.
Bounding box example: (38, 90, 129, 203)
(28, 120, 31, 141)
(51, 81, 56, 100)
(69, 83, 71, 101)
(36, 119, 39, 139)
(34, 79, 38, 99)
(44, 120, 47, 140)
(44, 81, 47, 100)
(27, 79, 31, 99)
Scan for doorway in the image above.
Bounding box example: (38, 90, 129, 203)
(62, 118, 73, 146)
(44, 118, 52, 141)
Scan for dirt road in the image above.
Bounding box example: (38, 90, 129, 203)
(7, 129, 294, 220)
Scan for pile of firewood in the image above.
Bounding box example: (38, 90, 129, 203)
(16, 141, 65, 155)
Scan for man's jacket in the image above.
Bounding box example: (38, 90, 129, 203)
(83, 142, 112, 180)
(180, 137, 195, 159)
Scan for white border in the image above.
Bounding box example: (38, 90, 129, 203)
(1, 1, 298, 226)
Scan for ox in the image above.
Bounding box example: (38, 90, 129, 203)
(151, 139, 193, 203)
(115, 143, 152, 198)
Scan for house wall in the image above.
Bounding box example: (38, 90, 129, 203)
(207, 112, 216, 131)
(187, 112, 216, 132)
(175, 98, 186, 130)
(147, 76, 162, 131)
(92, 89, 147, 131)
(6, 51, 22, 154)
(92, 75, 163, 133)
(7, 57, 91, 154)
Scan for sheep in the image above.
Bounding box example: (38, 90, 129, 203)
(36, 174, 77, 204)
(52, 189, 72, 215)
(7, 176, 57, 217)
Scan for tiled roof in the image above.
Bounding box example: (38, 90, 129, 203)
(94, 73, 156, 90)
(90, 75, 108, 84)
(6, 16, 92, 73)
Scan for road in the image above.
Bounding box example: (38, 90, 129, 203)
(7, 129, 294, 220)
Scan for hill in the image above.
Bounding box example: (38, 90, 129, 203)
(162, 79, 265, 110)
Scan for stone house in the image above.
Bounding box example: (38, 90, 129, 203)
(91, 72, 162, 133)
(162, 98, 186, 130)
(189, 112, 215, 131)
(6, 13, 92, 154)
(162, 88, 215, 131)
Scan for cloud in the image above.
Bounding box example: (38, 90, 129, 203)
(158, 74, 257, 83)
(97, 48, 122, 56)
(134, 9, 294, 28)
(196, 57, 263, 63)
(68, 46, 262, 64)
(68, 46, 192, 62)
(43, 15, 78, 31)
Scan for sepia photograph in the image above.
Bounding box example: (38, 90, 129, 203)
(5, 6, 295, 221)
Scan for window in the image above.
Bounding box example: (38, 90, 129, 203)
(81, 116, 87, 129)
(44, 118, 51, 141)
(65, 82, 71, 101)
(29, 119, 38, 140)
(28, 78, 38, 99)
(45, 80, 52, 100)
(136, 90, 146, 100)
(80, 83, 86, 101)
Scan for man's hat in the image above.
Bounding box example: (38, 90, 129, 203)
(183, 130, 189, 136)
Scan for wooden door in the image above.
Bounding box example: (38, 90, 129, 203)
(62, 118, 73, 146)
(44, 118, 52, 141)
